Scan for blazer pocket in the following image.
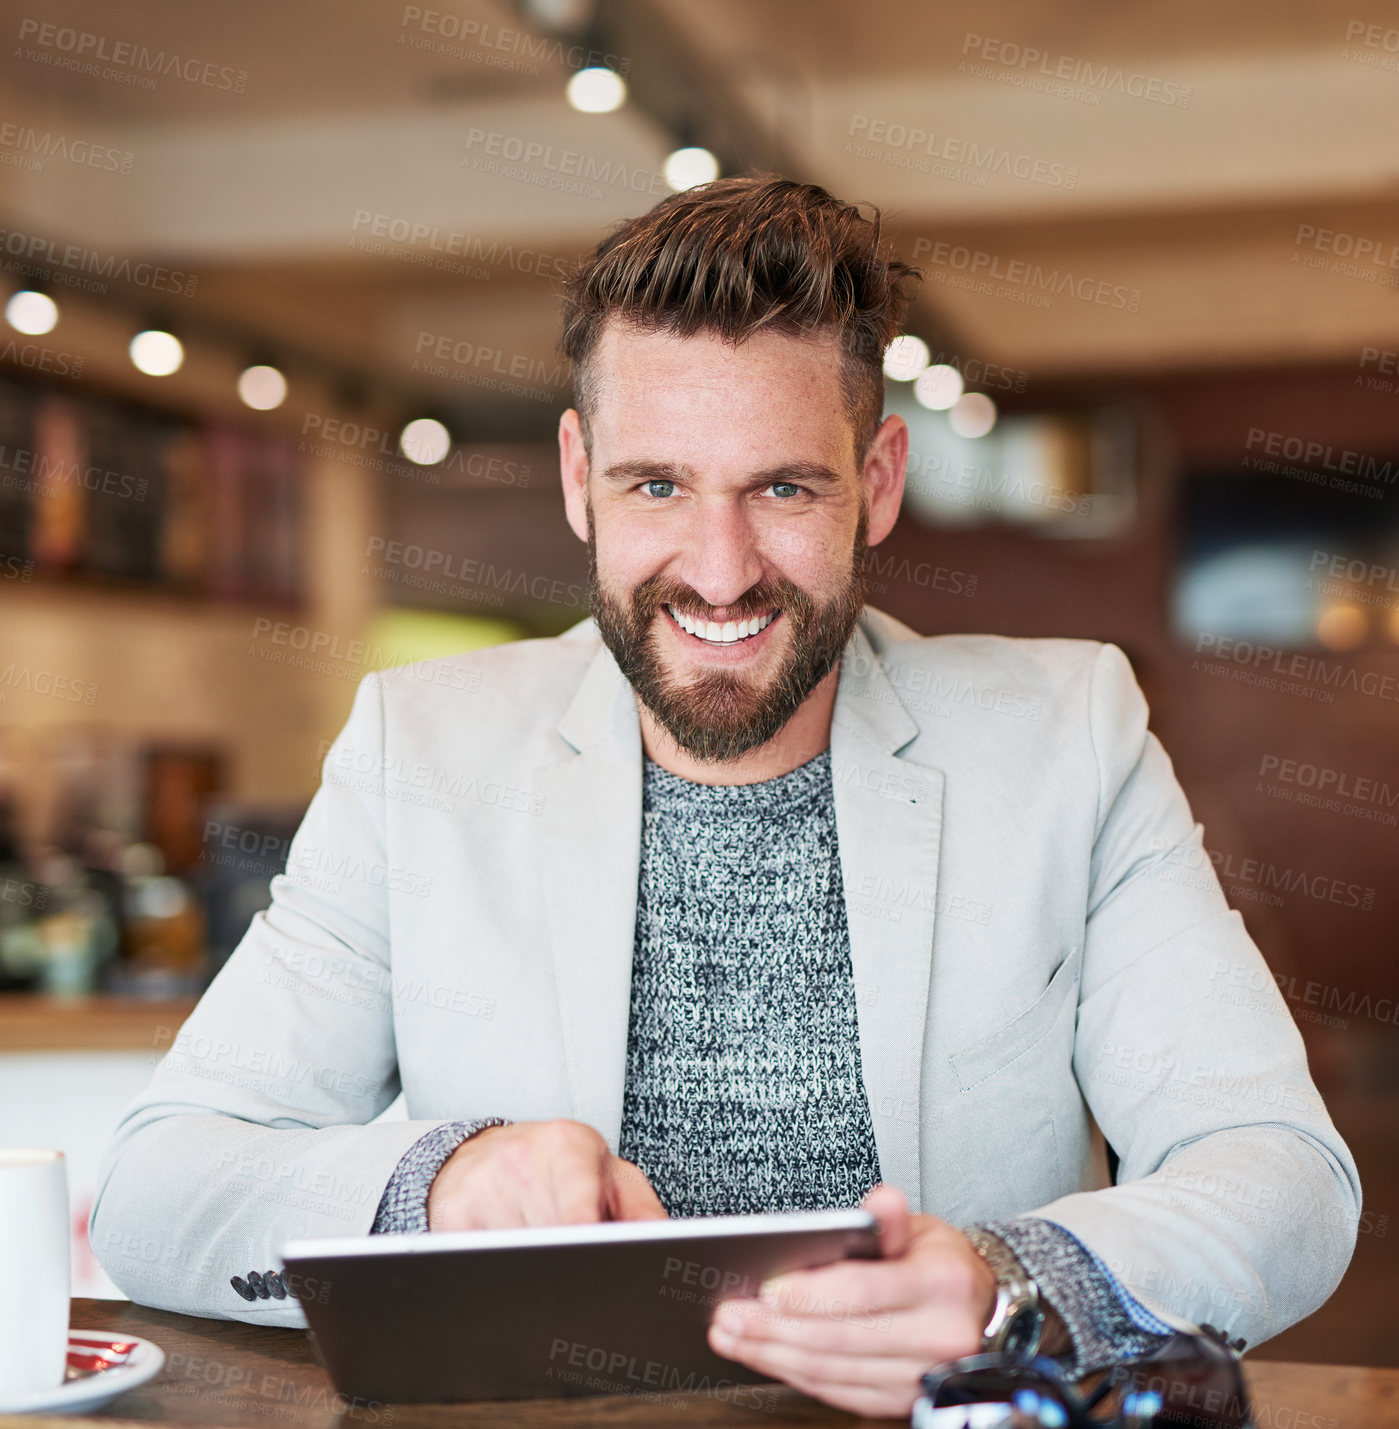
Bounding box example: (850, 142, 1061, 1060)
(948, 943, 1082, 1094)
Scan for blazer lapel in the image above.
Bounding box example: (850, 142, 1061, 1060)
(831, 623, 946, 1211)
(533, 642, 643, 1150)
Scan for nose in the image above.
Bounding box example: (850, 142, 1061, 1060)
(674, 495, 767, 618)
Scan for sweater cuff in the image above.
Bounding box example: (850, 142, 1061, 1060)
(976, 1217, 1175, 1376)
(370, 1118, 511, 1234)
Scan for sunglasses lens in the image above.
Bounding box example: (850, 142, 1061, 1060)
(921, 1394, 1073, 1429)
(937, 1370, 1033, 1405)
(929, 1371, 1075, 1429)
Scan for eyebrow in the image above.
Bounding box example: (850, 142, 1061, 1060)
(597, 459, 845, 490)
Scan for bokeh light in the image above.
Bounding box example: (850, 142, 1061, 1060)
(914, 363, 964, 411)
(663, 147, 720, 192)
(129, 330, 184, 376)
(400, 417, 451, 465)
(882, 335, 930, 382)
(5, 290, 58, 335)
(237, 364, 288, 410)
(565, 67, 627, 113)
(947, 391, 997, 438)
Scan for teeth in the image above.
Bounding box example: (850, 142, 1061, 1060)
(667, 606, 776, 645)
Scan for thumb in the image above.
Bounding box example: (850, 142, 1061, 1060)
(862, 1183, 912, 1259)
(606, 1156, 670, 1221)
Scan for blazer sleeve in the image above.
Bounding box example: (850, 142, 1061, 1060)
(89, 673, 458, 1328)
(1021, 642, 1362, 1348)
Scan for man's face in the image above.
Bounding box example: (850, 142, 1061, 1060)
(560, 322, 902, 763)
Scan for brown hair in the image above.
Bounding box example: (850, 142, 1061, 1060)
(559, 175, 921, 463)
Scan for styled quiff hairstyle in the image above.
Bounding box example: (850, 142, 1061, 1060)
(559, 175, 921, 464)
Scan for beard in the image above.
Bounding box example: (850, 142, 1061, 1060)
(588, 504, 868, 764)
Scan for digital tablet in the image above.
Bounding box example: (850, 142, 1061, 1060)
(281, 1207, 880, 1404)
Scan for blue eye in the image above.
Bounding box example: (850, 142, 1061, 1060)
(645, 479, 675, 498)
(770, 482, 800, 498)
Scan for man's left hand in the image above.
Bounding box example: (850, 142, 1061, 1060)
(706, 1184, 997, 1419)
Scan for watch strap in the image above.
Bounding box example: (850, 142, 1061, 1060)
(966, 1228, 1045, 1356)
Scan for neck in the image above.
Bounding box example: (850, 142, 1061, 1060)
(637, 666, 840, 786)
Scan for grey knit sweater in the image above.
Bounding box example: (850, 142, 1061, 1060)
(368, 748, 1173, 1374)
(617, 751, 881, 1216)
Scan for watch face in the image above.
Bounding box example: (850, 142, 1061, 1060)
(1002, 1307, 1045, 1358)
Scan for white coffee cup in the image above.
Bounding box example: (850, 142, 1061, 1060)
(0, 1149, 71, 1396)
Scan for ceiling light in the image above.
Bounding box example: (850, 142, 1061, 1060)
(948, 392, 997, 439)
(566, 66, 626, 113)
(663, 146, 719, 192)
(5, 290, 58, 335)
(129, 329, 184, 377)
(237, 364, 287, 410)
(914, 363, 963, 411)
(400, 417, 451, 466)
(882, 335, 929, 382)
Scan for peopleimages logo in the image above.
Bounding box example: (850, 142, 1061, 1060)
(461, 129, 667, 198)
(349, 210, 569, 281)
(1256, 753, 1399, 827)
(911, 236, 1140, 312)
(15, 18, 248, 92)
(959, 33, 1192, 107)
(0, 122, 134, 174)
(844, 116, 1077, 188)
(1307, 549, 1399, 609)
(400, 6, 629, 75)
(1294, 222, 1399, 272)
(1193, 632, 1399, 706)
(1243, 427, 1397, 487)
(0, 225, 198, 296)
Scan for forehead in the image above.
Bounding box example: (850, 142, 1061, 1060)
(585, 319, 854, 464)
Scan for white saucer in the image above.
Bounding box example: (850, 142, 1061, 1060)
(0, 1329, 166, 1415)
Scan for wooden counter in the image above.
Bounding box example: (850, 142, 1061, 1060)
(0, 996, 198, 1053)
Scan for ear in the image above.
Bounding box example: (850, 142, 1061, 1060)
(862, 413, 908, 546)
(559, 408, 590, 544)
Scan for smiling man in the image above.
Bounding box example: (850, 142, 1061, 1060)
(94, 178, 1359, 1419)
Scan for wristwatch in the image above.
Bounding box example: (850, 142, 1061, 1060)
(965, 1229, 1046, 1357)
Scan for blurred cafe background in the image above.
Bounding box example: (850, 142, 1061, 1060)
(0, 0, 1395, 1360)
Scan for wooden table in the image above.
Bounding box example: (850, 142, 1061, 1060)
(6, 1300, 1397, 1429)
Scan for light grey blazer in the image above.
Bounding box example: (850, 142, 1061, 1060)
(91, 607, 1360, 1343)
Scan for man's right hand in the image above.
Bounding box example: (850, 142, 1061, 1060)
(426, 1119, 668, 1231)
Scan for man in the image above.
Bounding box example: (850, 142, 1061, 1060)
(93, 178, 1359, 1419)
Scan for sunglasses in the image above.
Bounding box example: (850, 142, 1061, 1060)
(914, 1327, 1253, 1429)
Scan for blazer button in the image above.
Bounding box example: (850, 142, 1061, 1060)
(266, 1271, 287, 1299)
(247, 1270, 269, 1299)
(230, 1276, 257, 1301)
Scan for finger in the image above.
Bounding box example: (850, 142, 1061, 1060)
(863, 1183, 912, 1258)
(758, 1250, 925, 1317)
(535, 1133, 615, 1226)
(707, 1322, 931, 1409)
(714, 1296, 979, 1362)
(762, 1213, 987, 1317)
(606, 1157, 669, 1220)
